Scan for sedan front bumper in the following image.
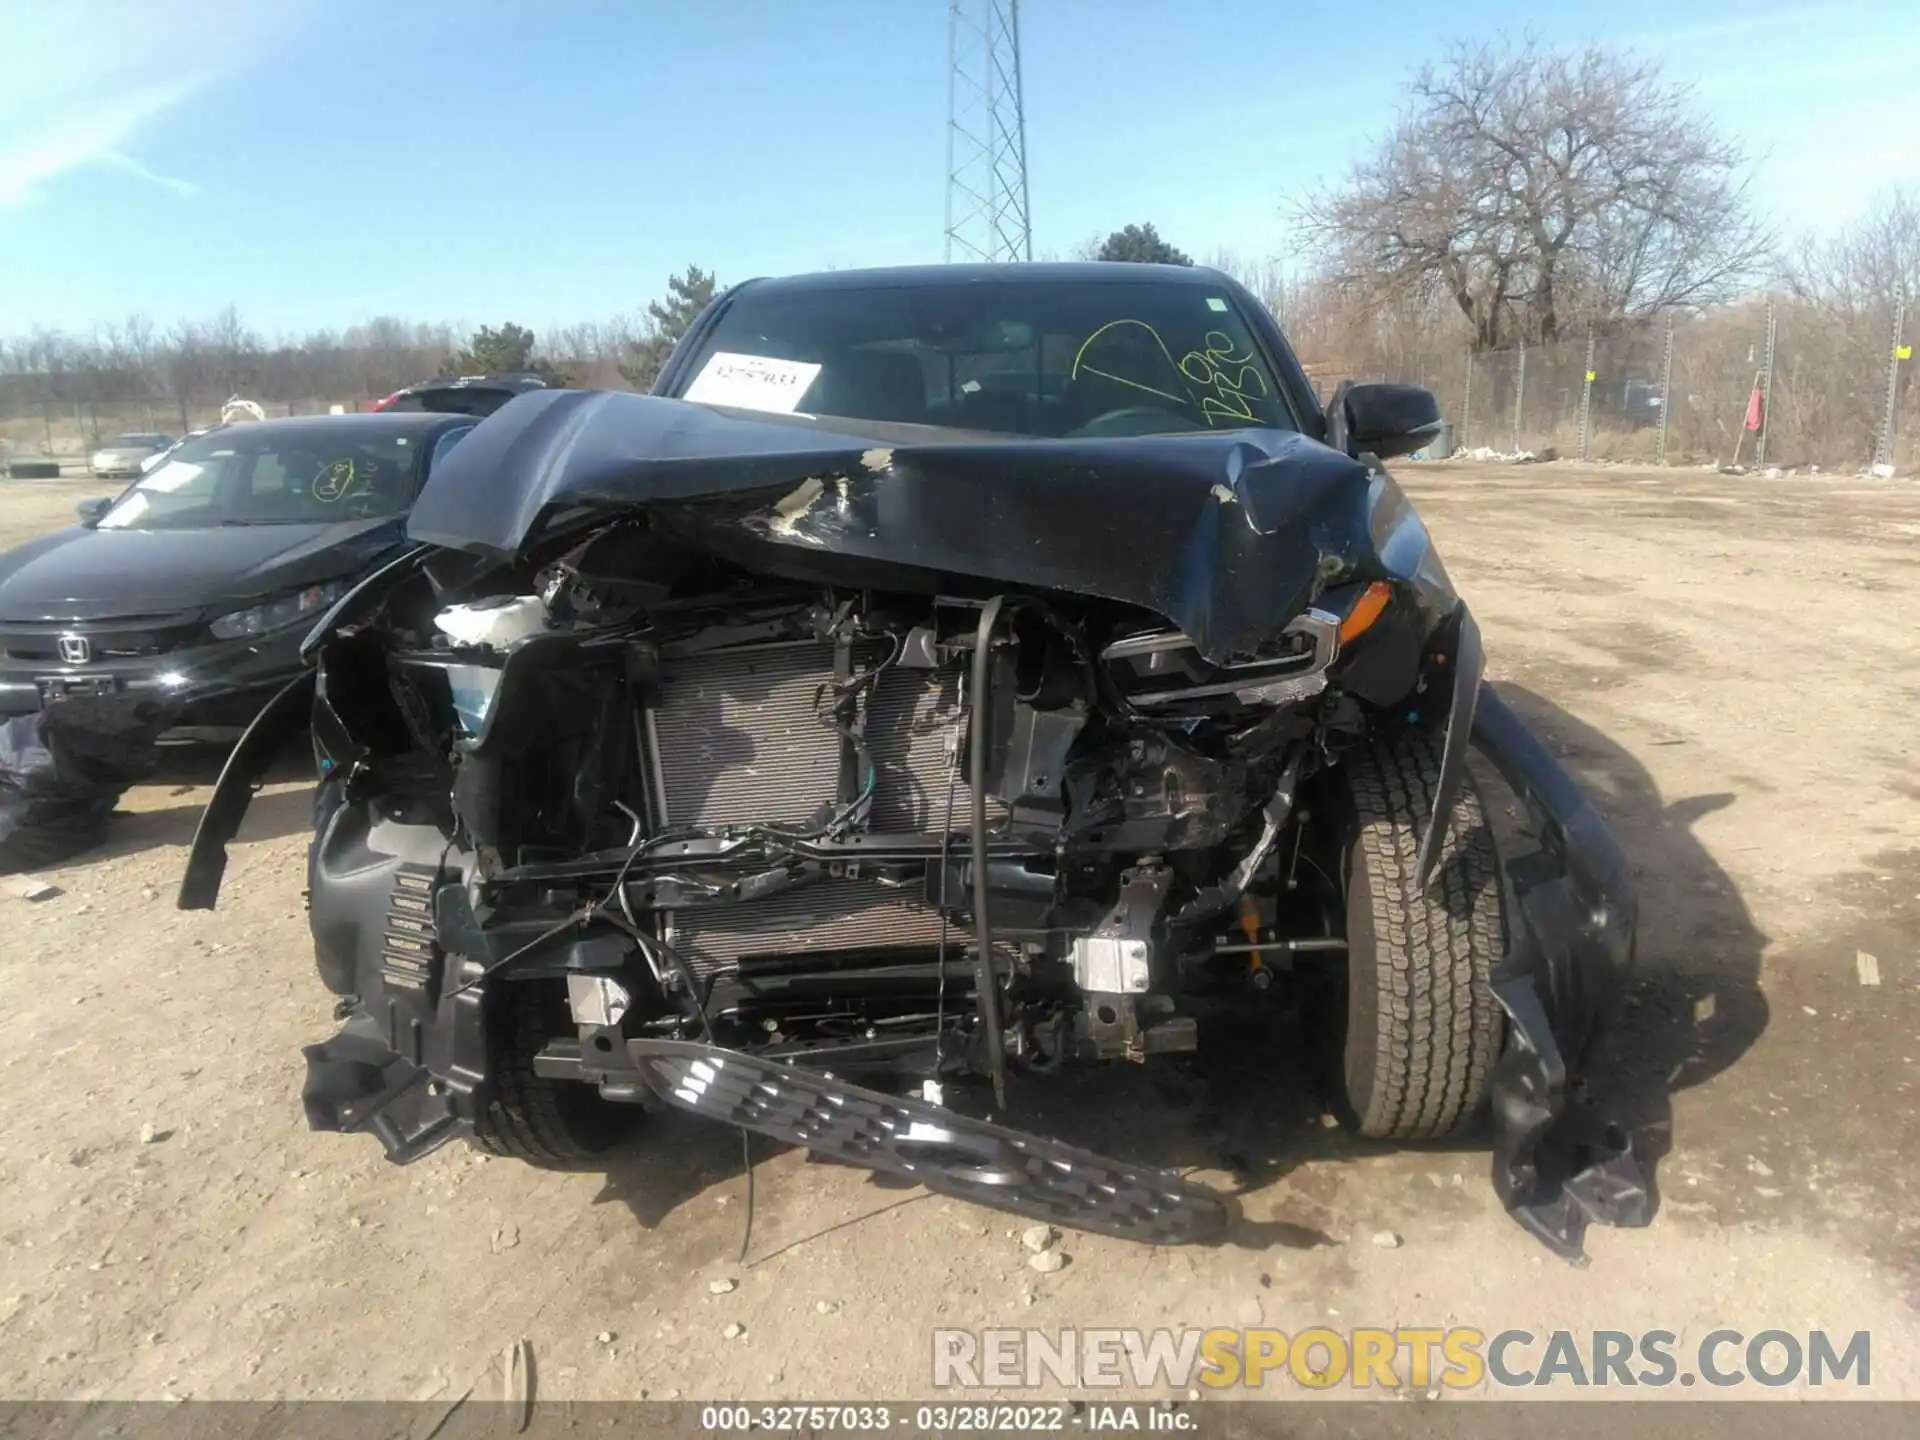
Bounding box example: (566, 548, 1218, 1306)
(0, 627, 307, 728)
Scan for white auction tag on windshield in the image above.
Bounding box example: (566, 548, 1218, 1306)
(683, 351, 822, 414)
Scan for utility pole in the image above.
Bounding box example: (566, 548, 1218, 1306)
(945, 0, 1032, 263)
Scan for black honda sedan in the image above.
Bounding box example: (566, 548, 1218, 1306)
(0, 412, 477, 730)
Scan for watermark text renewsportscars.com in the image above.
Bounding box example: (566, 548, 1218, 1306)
(932, 1327, 1872, 1392)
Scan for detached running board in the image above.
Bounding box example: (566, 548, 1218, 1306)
(627, 1038, 1231, 1245)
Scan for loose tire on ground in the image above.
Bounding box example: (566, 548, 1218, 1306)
(1335, 729, 1505, 1140)
(473, 980, 640, 1164)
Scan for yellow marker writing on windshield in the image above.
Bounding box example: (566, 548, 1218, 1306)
(312, 459, 357, 503)
(1070, 319, 1196, 409)
(1180, 330, 1269, 426)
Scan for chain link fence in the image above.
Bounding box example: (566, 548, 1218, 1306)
(1, 395, 366, 469)
(1422, 299, 1916, 472)
(7, 299, 1915, 475)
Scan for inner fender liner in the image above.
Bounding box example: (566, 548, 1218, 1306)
(177, 670, 315, 909)
(627, 1038, 1232, 1245)
(1471, 682, 1652, 1260)
(1414, 606, 1483, 890)
(301, 977, 492, 1165)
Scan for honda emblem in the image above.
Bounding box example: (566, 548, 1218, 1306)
(57, 634, 92, 665)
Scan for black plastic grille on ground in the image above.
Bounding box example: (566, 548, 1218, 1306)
(628, 1038, 1230, 1245)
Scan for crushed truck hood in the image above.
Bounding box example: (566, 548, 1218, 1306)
(408, 389, 1439, 665)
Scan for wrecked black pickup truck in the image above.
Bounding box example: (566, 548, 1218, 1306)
(180, 264, 1647, 1257)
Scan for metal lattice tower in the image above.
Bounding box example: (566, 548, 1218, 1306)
(945, 0, 1032, 264)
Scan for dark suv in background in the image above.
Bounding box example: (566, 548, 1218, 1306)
(372, 373, 550, 418)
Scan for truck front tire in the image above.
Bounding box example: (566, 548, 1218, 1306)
(473, 981, 640, 1164)
(1335, 731, 1505, 1140)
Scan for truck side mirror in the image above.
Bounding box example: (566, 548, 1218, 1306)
(1327, 382, 1444, 461)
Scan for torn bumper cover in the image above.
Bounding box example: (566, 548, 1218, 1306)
(290, 676, 1645, 1259)
(1472, 683, 1650, 1259)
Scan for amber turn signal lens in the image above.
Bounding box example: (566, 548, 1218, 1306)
(1338, 581, 1394, 646)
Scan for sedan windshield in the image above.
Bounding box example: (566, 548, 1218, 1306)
(97, 429, 426, 531)
(104, 433, 168, 448)
(673, 278, 1298, 439)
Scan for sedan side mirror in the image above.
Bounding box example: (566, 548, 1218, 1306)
(1327, 381, 1443, 461)
(76, 497, 111, 526)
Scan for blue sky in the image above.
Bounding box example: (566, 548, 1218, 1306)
(2, 0, 1916, 339)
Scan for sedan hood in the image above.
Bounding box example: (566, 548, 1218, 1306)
(410, 389, 1433, 664)
(0, 517, 403, 623)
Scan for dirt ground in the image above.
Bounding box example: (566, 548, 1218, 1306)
(2, 461, 1918, 1407)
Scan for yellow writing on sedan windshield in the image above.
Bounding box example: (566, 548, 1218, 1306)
(312, 458, 369, 503)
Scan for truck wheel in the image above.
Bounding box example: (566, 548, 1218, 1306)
(473, 981, 640, 1164)
(1335, 731, 1505, 1140)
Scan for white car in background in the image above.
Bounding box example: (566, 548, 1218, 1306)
(89, 433, 174, 479)
(138, 427, 220, 474)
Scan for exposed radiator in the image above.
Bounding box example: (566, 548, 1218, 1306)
(675, 877, 946, 974)
(651, 640, 1003, 833)
(650, 639, 1001, 975)
(652, 641, 846, 829)
(866, 661, 1001, 832)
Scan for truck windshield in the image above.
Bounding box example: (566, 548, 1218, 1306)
(672, 278, 1297, 439)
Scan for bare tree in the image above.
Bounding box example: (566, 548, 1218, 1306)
(345, 316, 415, 398)
(162, 321, 205, 430)
(1204, 248, 1289, 316)
(1784, 186, 1920, 315)
(120, 311, 158, 404)
(1781, 187, 1920, 462)
(1295, 39, 1773, 351)
(198, 305, 259, 397)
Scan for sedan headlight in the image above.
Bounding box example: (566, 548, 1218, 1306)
(208, 581, 348, 640)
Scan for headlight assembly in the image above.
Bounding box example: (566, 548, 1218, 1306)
(208, 581, 348, 641)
